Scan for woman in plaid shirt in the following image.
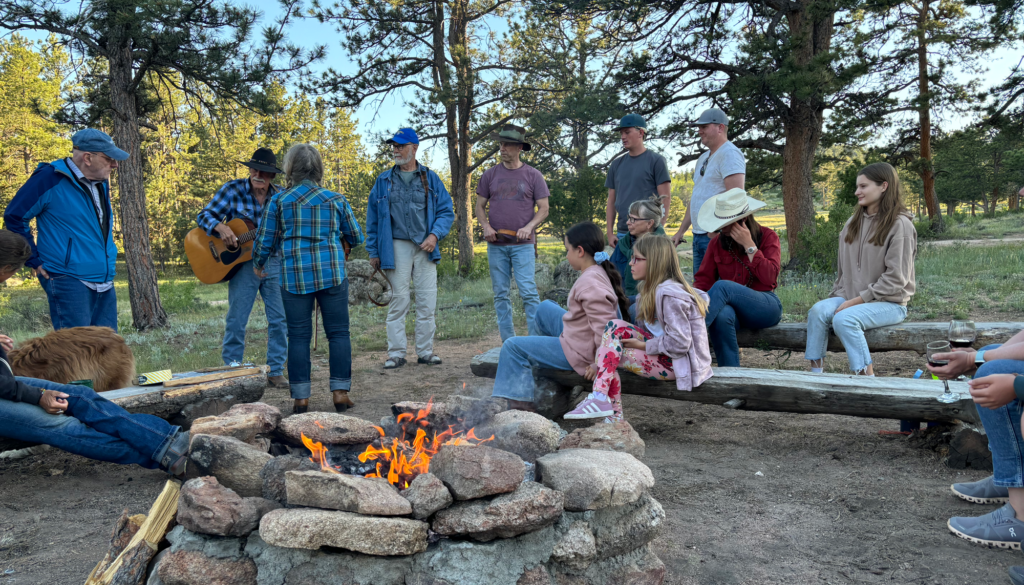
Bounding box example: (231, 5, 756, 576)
(253, 144, 364, 414)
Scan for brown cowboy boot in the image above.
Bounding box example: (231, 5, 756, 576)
(333, 390, 355, 412)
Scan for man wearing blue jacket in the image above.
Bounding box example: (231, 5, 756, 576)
(4, 129, 127, 331)
(366, 128, 455, 369)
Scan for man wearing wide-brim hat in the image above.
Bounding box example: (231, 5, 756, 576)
(605, 113, 672, 279)
(4, 128, 128, 331)
(197, 147, 289, 389)
(474, 124, 550, 342)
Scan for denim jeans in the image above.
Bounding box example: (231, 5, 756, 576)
(972, 344, 1024, 488)
(0, 377, 178, 468)
(610, 231, 630, 279)
(805, 297, 908, 373)
(704, 280, 782, 367)
(691, 233, 711, 275)
(491, 300, 573, 402)
(224, 258, 288, 377)
(39, 274, 118, 331)
(281, 280, 351, 400)
(487, 242, 540, 342)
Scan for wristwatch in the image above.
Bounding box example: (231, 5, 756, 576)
(745, 246, 757, 255)
(975, 349, 987, 366)
(1014, 373, 1024, 403)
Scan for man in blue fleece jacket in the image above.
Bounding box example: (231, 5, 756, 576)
(3, 128, 127, 331)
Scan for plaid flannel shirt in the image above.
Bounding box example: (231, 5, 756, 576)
(253, 180, 364, 295)
(196, 178, 281, 234)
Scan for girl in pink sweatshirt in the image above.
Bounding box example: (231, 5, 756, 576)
(491, 222, 631, 412)
(566, 234, 713, 422)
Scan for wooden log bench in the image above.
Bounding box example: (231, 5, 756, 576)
(736, 321, 1021, 354)
(0, 366, 269, 453)
(470, 347, 979, 425)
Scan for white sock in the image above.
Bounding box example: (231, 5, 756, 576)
(811, 367, 823, 373)
(591, 391, 608, 401)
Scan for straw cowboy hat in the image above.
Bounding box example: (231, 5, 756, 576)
(697, 188, 767, 233)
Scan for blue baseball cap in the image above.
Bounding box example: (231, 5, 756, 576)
(71, 128, 129, 161)
(386, 128, 419, 145)
(613, 113, 647, 131)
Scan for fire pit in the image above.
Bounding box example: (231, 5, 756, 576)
(153, 397, 665, 585)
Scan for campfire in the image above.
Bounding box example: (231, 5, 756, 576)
(300, 398, 494, 488)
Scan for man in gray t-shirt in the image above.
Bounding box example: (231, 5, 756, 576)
(605, 113, 672, 278)
(673, 108, 746, 274)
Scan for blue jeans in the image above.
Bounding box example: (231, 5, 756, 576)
(805, 297, 907, 373)
(491, 300, 573, 402)
(487, 243, 540, 342)
(39, 274, 118, 331)
(610, 231, 630, 279)
(704, 280, 782, 367)
(280, 280, 351, 400)
(972, 344, 1024, 488)
(691, 233, 711, 275)
(0, 377, 178, 468)
(224, 258, 287, 377)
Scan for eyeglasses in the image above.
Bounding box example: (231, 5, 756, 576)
(88, 152, 115, 164)
(625, 215, 647, 223)
(391, 144, 412, 151)
(629, 256, 647, 265)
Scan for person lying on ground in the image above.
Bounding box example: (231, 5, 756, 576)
(0, 229, 188, 475)
(927, 329, 1024, 551)
(692, 189, 781, 367)
(806, 162, 916, 376)
(490, 222, 629, 414)
(565, 234, 712, 423)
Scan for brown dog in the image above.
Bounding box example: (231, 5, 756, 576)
(8, 326, 135, 391)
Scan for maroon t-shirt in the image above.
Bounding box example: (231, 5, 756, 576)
(476, 163, 550, 245)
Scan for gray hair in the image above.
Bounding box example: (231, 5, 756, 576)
(283, 144, 324, 187)
(628, 196, 663, 229)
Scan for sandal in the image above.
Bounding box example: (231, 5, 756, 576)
(384, 357, 407, 369)
(159, 431, 190, 478)
(417, 354, 442, 365)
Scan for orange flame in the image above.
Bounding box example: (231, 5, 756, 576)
(298, 396, 494, 488)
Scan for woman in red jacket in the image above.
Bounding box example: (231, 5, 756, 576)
(693, 189, 782, 367)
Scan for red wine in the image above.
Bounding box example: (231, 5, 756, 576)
(950, 340, 973, 348)
(929, 360, 949, 367)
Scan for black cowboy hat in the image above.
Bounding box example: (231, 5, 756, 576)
(237, 147, 284, 174)
(487, 124, 532, 151)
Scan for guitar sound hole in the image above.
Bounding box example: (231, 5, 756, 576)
(220, 248, 242, 264)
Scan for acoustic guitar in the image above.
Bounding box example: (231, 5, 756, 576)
(184, 218, 258, 284)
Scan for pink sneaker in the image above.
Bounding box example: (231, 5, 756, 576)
(564, 394, 615, 419)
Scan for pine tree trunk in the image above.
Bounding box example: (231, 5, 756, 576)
(448, 0, 474, 276)
(780, 8, 832, 265)
(917, 0, 943, 232)
(108, 32, 168, 330)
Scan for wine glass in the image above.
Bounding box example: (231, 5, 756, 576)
(927, 340, 960, 403)
(948, 320, 976, 381)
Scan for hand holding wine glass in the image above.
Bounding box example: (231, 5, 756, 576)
(928, 340, 961, 403)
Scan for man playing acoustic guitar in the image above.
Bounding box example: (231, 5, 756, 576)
(196, 148, 288, 389)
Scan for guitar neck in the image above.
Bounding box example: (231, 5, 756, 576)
(237, 230, 259, 245)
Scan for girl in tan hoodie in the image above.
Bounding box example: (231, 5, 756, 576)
(491, 222, 631, 413)
(805, 162, 917, 375)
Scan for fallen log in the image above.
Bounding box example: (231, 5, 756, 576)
(734, 321, 1021, 354)
(471, 347, 979, 424)
(0, 367, 268, 454)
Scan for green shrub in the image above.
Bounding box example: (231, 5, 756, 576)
(795, 204, 854, 273)
(160, 279, 200, 314)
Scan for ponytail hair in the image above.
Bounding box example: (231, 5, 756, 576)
(565, 221, 631, 320)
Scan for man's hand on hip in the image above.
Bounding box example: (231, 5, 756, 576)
(34, 266, 49, 280)
(608, 232, 618, 247)
(419, 234, 438, 253)
(215, 223, 238, 248)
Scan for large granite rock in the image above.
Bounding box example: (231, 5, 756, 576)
(558, 420, 645, 459)
(401, 473, 453, 520)
(535, 449, 653, 511)
(430, 444, 525, 500)
(347, 259, 390, 306)
(553, 260, 579, 289)
(177, 476, 261, 537)
(589, 492, 665, 556)
(432, 481, 563, 541)
(277, 412, 380, 446)
(190, 404, 279, 447)
(551, 521, 597, 572)
(189, 434, 274, 497)
(259, 455, 320, 503)
(480, 410, 561, 463)
(157, 550, 257, 585)
(534, 262, 554, 293)
(285, 470, 412, 516)
(259, 508, 428, 556)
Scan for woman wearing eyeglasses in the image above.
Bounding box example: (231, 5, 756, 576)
(618, 196, 667, 300)
(692, 189, 782, 367)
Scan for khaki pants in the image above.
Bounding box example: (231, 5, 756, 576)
(386, 239, 438, 359)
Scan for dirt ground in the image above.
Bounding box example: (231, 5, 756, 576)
(0, 332, 1015, 585)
